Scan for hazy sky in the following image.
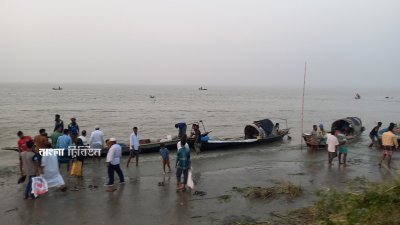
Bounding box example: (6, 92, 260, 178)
(0, 0, 399, 87)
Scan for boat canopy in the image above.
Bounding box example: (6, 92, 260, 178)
(331, 117, 364, 136)
(244, 119, 274, 139)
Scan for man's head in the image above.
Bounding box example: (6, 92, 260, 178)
(133, 127, 138, 134)
(175, 123, 179, 128)
(388, 123, 395, 132)
(26, 140, 34, 151)
(55, 114, 60, 120)
(39, 128, 46, 135)
(313, 125, 318, 131)
(378, 122, 382, 127)
(160, 143, 165, 148)
(95, 125, 100, 130)
(17, 131, 23, 138)
(71, 117, 76, 122)
(82, 130, 86, 136)
(108, 138, 117, 147)
(63, 129, 69, 135)
(180, 134, 187, 146)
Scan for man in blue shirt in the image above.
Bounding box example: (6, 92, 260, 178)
(175, 134, 190, 191)
(175, 122, 187, 139)
(57, 129, 72, 171)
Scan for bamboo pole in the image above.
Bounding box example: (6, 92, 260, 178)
(301, 62, 307, 151)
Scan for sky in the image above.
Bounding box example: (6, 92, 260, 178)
(0, 0, 399, 87)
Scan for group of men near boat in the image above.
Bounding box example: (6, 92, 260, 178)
(16, 115, 200, 198)
(308, 122, 399, 168)
(16, 113, 400, 199)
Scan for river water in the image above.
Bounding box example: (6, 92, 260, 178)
(0, 83, 399, 224)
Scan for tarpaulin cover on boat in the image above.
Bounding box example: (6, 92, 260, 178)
(331, 117, 364, 136)
(244, 119, 274, 139)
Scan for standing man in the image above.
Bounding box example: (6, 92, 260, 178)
(175, 122, 187, 139)
(57, 129, 72, 171)
(336, 130, 348, 165)
(90, 125, 104, 149)
(176, 134, 191, 191)
(309, 125, 321, 151)
(34, 129, 50, 152)
(369, 122, 382, 147)
(194, 124, 202, 155)
(50, 127, 63, 148)
(379, 124, 399, 169)
(105, 138, 125, 186)
(17, 131, 32, 178)
(68, 117, 80, 145)
(21, 140, 39, 199)
(127, 127, 140, 167)
(326, 131, 339, 166)
(54, 114, 64, 132)
(78, 130, 88, 146)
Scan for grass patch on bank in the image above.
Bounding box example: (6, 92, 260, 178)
(227, 178, 400, 224)
(233, 182, 303, 201)
(314, 177, 400, 225)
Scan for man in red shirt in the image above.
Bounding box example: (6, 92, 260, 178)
(17, 131, 32, 177)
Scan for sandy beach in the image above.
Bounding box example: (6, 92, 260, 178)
(0, 137, 398, 225)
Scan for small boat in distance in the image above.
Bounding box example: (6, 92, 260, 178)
(52, 86, 63, 90)
(355, 93, 361, 99)
(149, 95, 155, 99)
(199, 86, 207, 91)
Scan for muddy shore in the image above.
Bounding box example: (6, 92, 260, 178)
(0, 137, 398, 225)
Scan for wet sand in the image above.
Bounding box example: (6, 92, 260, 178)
(0, 137, 398, 225)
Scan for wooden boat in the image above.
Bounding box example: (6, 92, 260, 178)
(3, 119, 290, 155)
(2, 138, 180, 156)
(303, 117, 365, 148)
(188, 118, 290, 151)
(101, 139, 178, 156)
(52, 86, 63, 90)
(355, 93, 361, 99)
(198, 86, 207, 91)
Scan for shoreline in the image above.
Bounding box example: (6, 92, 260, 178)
(1, 141, 399, 224)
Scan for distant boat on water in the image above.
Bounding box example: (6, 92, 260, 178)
(52, 86, 63, 90)
(199, 86, 207, 91)
(355, 93, 361, 99)
(149, 95, 155, 99)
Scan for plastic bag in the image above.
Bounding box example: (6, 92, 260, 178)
(31, 176, 48, 197)
(187, 169, 194, 189)
(70, 161, 83, 177)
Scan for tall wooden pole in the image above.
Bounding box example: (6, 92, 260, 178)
(301, 62, 307, 151)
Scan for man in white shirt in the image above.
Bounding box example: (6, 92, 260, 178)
(105, 138, 125, 186)
(78, 130, 88, 145)
(127, 127, 140, 167)
(326, 131, 339, 166)
(90, 125, 104, 150)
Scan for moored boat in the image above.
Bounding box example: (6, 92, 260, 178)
(303, 117, 365, 148)
(189, 118, 290, 151)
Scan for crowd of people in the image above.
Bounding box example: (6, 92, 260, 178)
(308, 122, 399, 168)
(16, 115, 196, 199)
(16, 114, 399, 199)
